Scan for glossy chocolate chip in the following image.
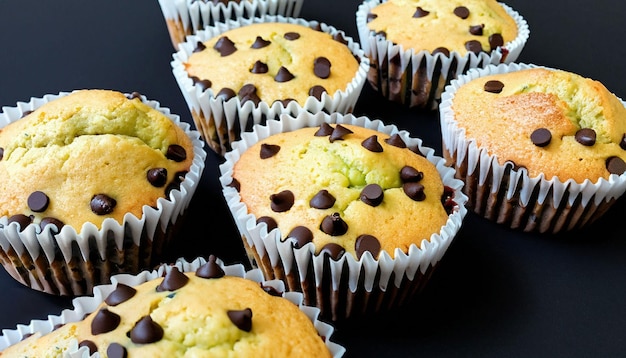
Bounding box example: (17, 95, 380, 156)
(308, 85, 327, 100)
(190, 76, 212, 91)
(329, 124, 353, 142)
(260, 143, 280, 159)
(147, 168, 168, 187)
(196, 255, 225, 279)
(315, 122, 334, 136)
(287, 226, 313, 248)
(489, 33, 504, 50)
(90, 194, 117, 215)
(360, 184, 384, 207)
(355, 234, 381, 260)
(130, 316, 164, 344)
(432, 47, 450, 56)
(384, 133, 407, 148)
(441, 186, 457, 215)
(214, 36, 237, 56)
(229, 178, 241, 191)
(8, 214, 32, 231)
(575, 128, 596, 146)
(126, 92, 142, 100)
(320, 212, 348, 236)
(238, 84, 261, 105)
(284, 32, 300, 40)
(333, 32, 348, 45)
(105, 283, 137, 306)
(454, 6, 470, 19)
(362, 135, 383, 152)
(530, 128, 552, 147)
(107, 342, 127, 358)
(275, 66, 295, 82)
(27, 191, 49, 212)
(166, 144, 187, 162)
(250, 36, 271, 49)
(367, 13, 378, 22)
(156, 267, 189, 292)
(217, 87, 237, 100)
(606, 156, 626, 175)
(0, 147, 3, 160)
(469, 24, 484, 35)
(91, 308, 121, 335)
(256, 216, 278, 231)
(250, 60, 268, 74)
(319, 243, 345, 260)
(621, 134, 626, 150)
(275, 98, 296, 107)
(261, 284, 283, 296)
(465, 40, 483, 54)
(228, 308, 253, 332)
(310, 189, 336, 209)
(79, 340, 97, 355)
(193, 41, 206, 53)
(39, 217, 64, 233)
(403, 182, 426, 201)
(484, 80, 504, 93)
(314, 57, 331, 79)
(270, 190, 294, 212)
(413, 6, 429, 17)
(400, 166, 423, 182)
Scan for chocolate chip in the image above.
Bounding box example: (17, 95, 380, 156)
(287, 226, 313, 248)
(261, 284, 283, 296)
(238, 84, 261, 105)
(193, 41, 206, 53)
(228, 308, 253, 332)
(413, 6, 429, 17)
(469, 24, 484, 35)
(91, 308, 121, 335)
(217, 87, 237, 101)
(403, 182, 426, 201)
(27, 191, 49, 212)
(313, 57, 331, 79)
(319, 243, 345, 260)
(79, 340, 97, 355)
(195, 255, 225, 279)
(130, 316, 164, 344)
(310, 189, 336, 209)
(310, 23, 323, 31)
(126, 92, 142, 100)
(214, 36, 237, 56)
(454, 6, 470, 19)
(320, 212, 348, 236)
(465, 40, 483, 54)
(166, 144, 187, 162)
(274, 98, 295, 107)
(190, 76, 212, 91)
(229, 178, 241, 191)
(361, 135, 383, 152)
(0, 147, 3, 160)
(621, 134, 626, 150)
(165, 171, 186, 197)
(329, 124, 353, 142)
(107, 343, 127, 358)
(484, 80, 504, 93)
(147, 168, 168, 187)
(308, 85, 327, 100)
(8, 214, 32, 231)
(251, 36, 271, 49)
(489, 33, 504, 50)
(355, 234, 381, 260)
(39, 217, 64, 233)
(275, 66, 295, 82)
(156, 267, 189, 292)
(260, 143, 280, 159)
(400, 166, 423, 182)
(105, 283, 137, 306)
(315, 123, 334, 136)
(333, 32, 348, 45)
(270, 190, 294, 212)
(606, 156, 626, 175)
(284, 32, 300, 40)
(360, 184, 384, 207)
(90, 194, 117, 215)
(575, 128, 596, 146)
(367, 13, 378, 22)
(441, 186, 457, 215)
(384, 133, 407, 148)
(250, 60, 268, 74)
(530, 128, 552, 147)
(257, 216, 278, 231)
(432, 47, 450, 56)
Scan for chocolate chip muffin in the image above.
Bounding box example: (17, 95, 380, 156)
(440, 63, 626, 233)
(172, 15, 369, 156)
(219, 112, 468, 320)
(0, 256, 344, 357)
(0, 90, 206, 296)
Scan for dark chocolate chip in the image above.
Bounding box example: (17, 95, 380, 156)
(257, 216, 278, 231)
(217, 87, 237, 101)
(361, 135, 383, 152)
(105, 283, 137, 306)
(193, 41, 206, 53)
(484, 80, 504, 93)
(360, 184, 384, 207)
(270, 190, 294, 212)
(333, 32, 348, 45)
(432, 47, 450, 56)
(310, 189, 336, 209)
(147, 168, 168, 187)
(165, 171, 187, 197)
(229, 178, 241, 191)
(238, 84, 261, 105)
(126, 92, 142, 100)
(8, 214, 32, 231)
(315, 122, 334, 136)
(606, 156, 626, 175)
(274, 98, 296, 107)
(260, 143, 280, 159)
(79, 340, 97, 355)
(489, 33, 504, 50)
(403, 182, 426, 201)
(454, 6, 470, 19)
(0, 147, 3, 160)
(469, 24, 484, 35)
(367, 13, 378, 22)
(27, 191, 49, 212)
(621, 134, 626, 150)
(287, 226, 313, 248)
(39, 217, 64, 233)
(107, 343, 127, 358)
(190, 76, 212, 91)
(530, 128, 552, 147)
(91, 308, 121, 335)
(284, 32, 300, 40)
(227, 308, 253, 332)
(441, 186, 457, 215)
(260, 284, 283, 296)
(90, 194, 117, 215)
(214, 36, 237, 56)
(320, 212, 348, 236)
(413, 6, 429, 17)
(308, 85, 327, 100)
(575, 128, 596, 146)
(195, 255, 225, 279)
(156, 267, 189, 292)
(465, 40, 483, 54)
(329, 124, 353, 142)
(355, 234, 381, 260)
(250, 60, 269, 74)
(313, 57, 331, 79)
(275, 66, 295, 82)
(400, 166, 424, 182)
(166, 144, 187, 162)
(384, 133, 407, 148)
(309, 22, 323, 31)
(130, 316, 164, 344)
(250, 36, 271, 49)
(319, 243, 345, 260)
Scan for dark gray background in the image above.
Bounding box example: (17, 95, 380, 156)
(1, 1, 625, 357)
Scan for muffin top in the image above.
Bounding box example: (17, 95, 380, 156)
(232, 123, 457, 259)
(366, 0, 518, 57)
(1, 259, 332, 357)
(450, 67, 626, 183)
(184, 22, 360, 105)
(0, 89, 195, 233)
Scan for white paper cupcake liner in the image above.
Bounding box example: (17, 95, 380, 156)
(218, 111, 468, 320)
(355, 0, 529, 110)
(0, 91, 207, 296)
(0, 256, 345, 357)
(158, 0, 305, 49)
(171, 14, 370, 156)
(439, 62, 626, 233)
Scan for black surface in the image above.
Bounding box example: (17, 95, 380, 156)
(1, 1, 626, 357)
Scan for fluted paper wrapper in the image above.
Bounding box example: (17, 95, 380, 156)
(439, 62, 626, 233)
(355, 0, 529, 110)
(171, 14, 370, 156)
(218, 111, 468, 321)
(158, 0, 305, 49)
(0, 91, 206, 296)
(0, 257, 345, 357)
